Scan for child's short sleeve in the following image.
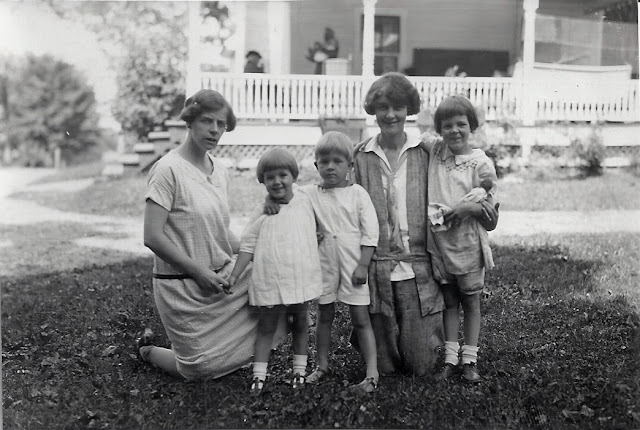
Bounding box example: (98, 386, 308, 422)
(355, 185, 379, 247)
(145, 161, 175, 211)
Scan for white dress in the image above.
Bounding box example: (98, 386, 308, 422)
(240, 192, 323, 306)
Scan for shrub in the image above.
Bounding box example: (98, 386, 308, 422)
(569, 126, 605, 177)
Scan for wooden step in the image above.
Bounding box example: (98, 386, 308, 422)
(133, 143, 156, 154)
(119, 153, 140, 166)
(148, 131, 170, 142)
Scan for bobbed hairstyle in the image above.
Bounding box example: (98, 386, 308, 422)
(433, 95, 479, 134)
(256, 148, 299, 184)
(179, 89, 237, 131)
(363, 72, 421, 116)
(315, 131, 354, 163)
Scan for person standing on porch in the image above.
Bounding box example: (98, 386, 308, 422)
(352, 73, 499, 376)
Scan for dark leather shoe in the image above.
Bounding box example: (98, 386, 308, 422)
(436, 363, 459, 381)
(462, 363, 482, 383)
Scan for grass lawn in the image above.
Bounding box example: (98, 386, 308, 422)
(2, 233, 639, 429)
(3, 163, 640, 428)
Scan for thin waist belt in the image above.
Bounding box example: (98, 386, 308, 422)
(372, 252, 429, 263)
(153, 273, 192, 280)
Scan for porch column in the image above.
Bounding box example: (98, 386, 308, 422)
(362, 0, 377, 78)
(228, 2, 247, 74)
(186, 0, 202, 96)
(521, 0, 538, 126)
(268, 1, 291, 74)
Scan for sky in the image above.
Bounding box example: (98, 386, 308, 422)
(0, 1, 120, 130)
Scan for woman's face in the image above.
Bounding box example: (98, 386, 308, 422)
(188, 108, 228, 153)
(263, 168, 295, 202)
(374, 96, 407, 137)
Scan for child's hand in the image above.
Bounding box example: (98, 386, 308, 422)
(263, 194, 281, 215)
(443, 202, 476, 228)
(316, 231, 324, 244)
(351, 264, 368, 285)
(194, 268, 230, 295)
(224, 275, 237, 294)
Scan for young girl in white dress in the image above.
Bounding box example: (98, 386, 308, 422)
(421, 95, 499, 383)
(227, 148, 323, 394)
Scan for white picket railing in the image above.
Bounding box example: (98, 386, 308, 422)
(201, 72, 639, 123)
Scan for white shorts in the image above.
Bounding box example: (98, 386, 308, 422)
(317, 235, 370, 306)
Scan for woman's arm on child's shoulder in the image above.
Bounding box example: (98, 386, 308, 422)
(419, 132, 441, 153)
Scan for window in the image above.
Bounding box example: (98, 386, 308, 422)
(362, 15, 401, 75)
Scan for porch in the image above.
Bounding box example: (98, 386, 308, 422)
(201, 72, 639, 124)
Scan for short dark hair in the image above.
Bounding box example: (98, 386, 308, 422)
(363, 72, 421, 116)
(315, 131, 353, 162)
(179, 89, 237, 131)
(433, 95, 479, 134)
(256, 148, 299, 184)
(246, 50, 262, 59)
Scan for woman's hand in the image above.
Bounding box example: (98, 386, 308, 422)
(193, 268, 231, 295)
(351, 264, 369, 285)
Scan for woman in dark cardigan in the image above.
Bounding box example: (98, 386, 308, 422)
(353, 73, 499, 375)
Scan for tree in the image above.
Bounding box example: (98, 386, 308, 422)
(5, 54, 102, 166)
(48, 1, 188, 141)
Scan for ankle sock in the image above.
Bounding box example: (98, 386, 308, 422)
(461, 344, 479, 365)
(292, 354, 308, 376)
(253, 361, 268, 381)
(444, 341, 460, 365)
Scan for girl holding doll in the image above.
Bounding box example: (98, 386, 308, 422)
(421, 95, 499, 383)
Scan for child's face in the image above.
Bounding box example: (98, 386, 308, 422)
(263, 168, 295, 202)
(440, 114, 472, 155)
(374, 95, 407, 136)
(315, 151, 351, 189)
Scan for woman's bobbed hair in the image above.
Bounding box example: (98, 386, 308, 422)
(256, 148, 299, 184)
(315, 131, 354, 163)
(179, 89, 237, 131)
(363, 72, 421, 116)
(433, 95, 479, 134)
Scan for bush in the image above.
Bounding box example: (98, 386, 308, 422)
(569, 126, 605, 177)
(3, 54, 104, 167)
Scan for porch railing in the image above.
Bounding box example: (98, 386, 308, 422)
(201, 72, 639, 123)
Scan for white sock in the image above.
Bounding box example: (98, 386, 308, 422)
(444, 341, 460, 365)
(253, 361, 268, 381)
(461, 344, 479, 365)
(292, 354, 308, 376)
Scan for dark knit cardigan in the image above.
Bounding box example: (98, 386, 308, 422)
(353, 138, 444, 318)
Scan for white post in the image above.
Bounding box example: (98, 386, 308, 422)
(362, 0, 377, 126)
(186, 1, 202, 96)
(521, 0, 538, 127)
(362, 0, 377, 78)
(267, 1, 291, 75)
(228, 2, 247, 74)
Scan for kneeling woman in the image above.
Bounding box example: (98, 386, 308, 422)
(138, 89, 257, 380)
